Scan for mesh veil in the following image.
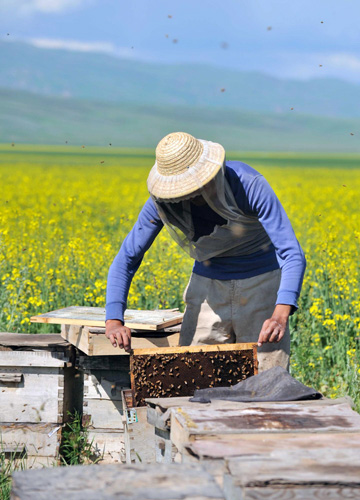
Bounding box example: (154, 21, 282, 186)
(150, 154, 271, 262)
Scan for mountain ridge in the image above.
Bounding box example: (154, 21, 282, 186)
(1, 87, 359, 151)
(1, 41, 360, 118)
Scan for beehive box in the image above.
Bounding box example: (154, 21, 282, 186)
(79, 354, 129, 463)
(130, 343, 257, 407)
(78, 354, 155, 463)
(0, 333, 82, 468)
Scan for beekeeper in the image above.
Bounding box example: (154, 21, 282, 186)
(105, 132, 306, 371)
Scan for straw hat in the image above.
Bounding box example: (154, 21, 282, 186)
(147, 132, 225, 201)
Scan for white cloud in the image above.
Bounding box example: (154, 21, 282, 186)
(272, 51, 360, 83)
(2, 37, 137, 59)
(0, 0, 92, 14)
(325, 53, 360, 72)
(29, 37, 116, 54)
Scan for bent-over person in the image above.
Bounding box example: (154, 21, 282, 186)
(105, 132, 306, 372)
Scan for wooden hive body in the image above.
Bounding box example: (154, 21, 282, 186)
(131, 343, 257, 407)
(0, 333, 82, 468)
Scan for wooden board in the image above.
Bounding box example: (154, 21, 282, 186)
(127, 406, 156, 464)
(132, 342, 257, 356)
(83, 398, 124, 430)
(0, 367, 64, 424)
(145, 395, 354, 413)
(31, 306, 183, 330)
(11, 463, 225, 500)
(0, 333, 69, 348)
(223, 450, 360, 498)
(9, 455, 60, 470)
(0, 422, 61, 458)
(0, 349, 68, 368)
(61, 325, 180, 356)
(146, 397, 355, 436)
(87, 430, 125, 464)
(187, 432, 360, 460)
(170, 403, 360, 453)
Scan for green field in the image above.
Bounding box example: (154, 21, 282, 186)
(1, 145, 360, 407)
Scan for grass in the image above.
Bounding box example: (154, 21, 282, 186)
(0, 442, 27, 500)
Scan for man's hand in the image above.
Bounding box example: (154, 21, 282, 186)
(105, 319, 131, 352)
(257, 304, 291, 347)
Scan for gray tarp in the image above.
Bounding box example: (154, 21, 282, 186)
(190, 366, 322, 403)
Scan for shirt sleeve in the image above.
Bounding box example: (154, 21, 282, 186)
(247, 175, 306, 311)
(105, 197, 163, 322)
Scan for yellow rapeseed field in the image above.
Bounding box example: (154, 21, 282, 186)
(1, 145, 359, 405)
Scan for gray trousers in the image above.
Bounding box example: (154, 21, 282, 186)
(179, 269, 290, 372)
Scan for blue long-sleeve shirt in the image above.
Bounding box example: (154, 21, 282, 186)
(106, 161, 306, 322)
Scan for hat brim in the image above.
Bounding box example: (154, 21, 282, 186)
(147, 139, 225, 201)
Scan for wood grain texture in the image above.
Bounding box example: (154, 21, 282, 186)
(133, 342, 257, 356)
(0, 367, 63, 423)
(83, 398, 124, 430)
(223, 485, 360, 499)
(11, 463, 225, 500)
(145, 395, 353, 413)
(31, 306, 183, 330)
(225, 449, 360, 486)
(0, 333, 68, 348)
(170, 403, 360, 452)
(127, 406, 156, 464)
(187, 432, 360, 459)
(87, 430, 125, 464)
(0, 423, 61, 458)
(61, 325, 180, 356)
(0, 350, 68, 367)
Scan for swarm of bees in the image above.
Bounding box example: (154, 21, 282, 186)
(131, 349, 255, 406)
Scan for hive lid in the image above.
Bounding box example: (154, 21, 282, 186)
(31, 306, 183, 331)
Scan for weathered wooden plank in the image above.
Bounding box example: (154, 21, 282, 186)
(0, 423, 61, 458)
(170, 403, 360, 452)
(224, 485, 360, 499)
(0, 368, 63, 423)
(61, 325, 180, 356)
(87, 430, 125, 464)
(154, 428, 176, 464)
(146, 397, 355, 436)
(11, 463, 225, 500)
(0, 373, 23, 383)
(31, 306, 183, 330)
(83, 398, 124, 430)
(145, 395, 354, 416)
(0, 333, 68, 348)
(0, 350, 68, 367)
(187, 432, 360, 460)
(147, 406, 173, 432)
(133, 342, 257, 356)
(13, 455, 60, 470)
(127, 406, 155, 464)
(224, 450, 360, 497)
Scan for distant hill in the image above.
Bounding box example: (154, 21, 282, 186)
(1, 41, 360, 118)
(1, 88, 359, 151)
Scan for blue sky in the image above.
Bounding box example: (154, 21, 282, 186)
(1, 0, 360, 82)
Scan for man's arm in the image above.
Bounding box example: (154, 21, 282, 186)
(247, 175, 306, 346)
(105, 197, 163, 351)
